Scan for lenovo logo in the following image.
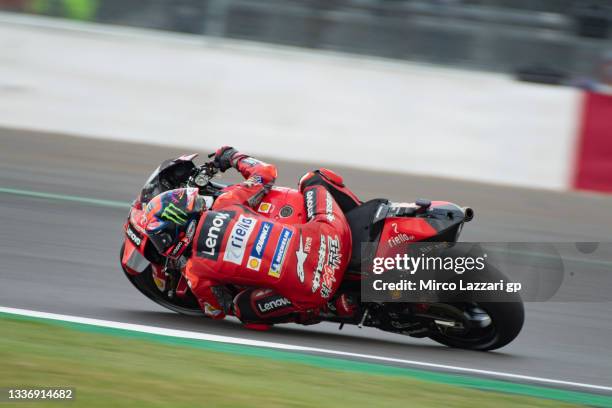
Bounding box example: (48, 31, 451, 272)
(197, 211, 234, 260)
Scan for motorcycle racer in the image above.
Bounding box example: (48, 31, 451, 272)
(142, 147, 356, 328)
(125, 149, 523, 350)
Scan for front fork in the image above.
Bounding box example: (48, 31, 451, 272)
(154, 256, 191, 299)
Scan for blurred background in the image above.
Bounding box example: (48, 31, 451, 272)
(1, 0, 611, 192)
(2, 0, 612, 81)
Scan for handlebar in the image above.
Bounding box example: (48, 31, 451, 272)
(189, 160, 219, 188)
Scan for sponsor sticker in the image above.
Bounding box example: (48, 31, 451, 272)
(311, 234, 327, 292)
(223, 215, 257, 265)
(305, 237, 312, 252)
(196, 211, 234, 260)
(268, 227, 293, 278)
(387, 232, 414, 248)
(305, 189, 316, 220)
(160, 203, 188, 225)
(256, 295, 292, 314)
(321, 265, 336, 299)
(169, 241, 184, 257)
(152, 266, 166, 291)
(258, 202, 273, 214)
(204, 302, 223, 317)
(321, 235, 341, 298)
(241, 157, 262, 167)
(279, 205, 294, 218)
(168, 219, 198, 258)
(126, 224, 143, 247)
(247, 221, 273, 271)
(327, 235, 340, 270)
(244, 175, 263, 187)
(185, 219, 197, 241)
(325, 191, 335, 222)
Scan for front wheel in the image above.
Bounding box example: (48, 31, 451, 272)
(120, 243, 203, 316)
(427, 300, 524, 351)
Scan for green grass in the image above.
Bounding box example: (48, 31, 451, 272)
(0, 317, 587, 408)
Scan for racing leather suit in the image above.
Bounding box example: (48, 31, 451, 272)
(184, 151, 353, 324)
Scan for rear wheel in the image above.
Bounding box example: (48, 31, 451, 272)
(120, 243, 202, 316)
(427, 300, 524, 351)
(426, 260, 525, 351)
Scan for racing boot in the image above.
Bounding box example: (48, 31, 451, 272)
(334, 293, 358, 318)
(194, 285, 234, 319)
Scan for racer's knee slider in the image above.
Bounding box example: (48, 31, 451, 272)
(233, 288, 295, 324)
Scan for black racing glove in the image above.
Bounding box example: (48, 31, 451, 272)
(213, 146, 238, 172)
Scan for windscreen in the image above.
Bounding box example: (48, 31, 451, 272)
(138, 159, 196, 204)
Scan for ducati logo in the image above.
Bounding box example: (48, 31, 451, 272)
(305, 189, 316, 220)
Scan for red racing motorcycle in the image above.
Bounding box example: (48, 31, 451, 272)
(120, 154, 524, 351)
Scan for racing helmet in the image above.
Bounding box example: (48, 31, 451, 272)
(142, 188, 212, 258)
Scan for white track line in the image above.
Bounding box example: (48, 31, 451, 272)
(1, 306, 611, 393)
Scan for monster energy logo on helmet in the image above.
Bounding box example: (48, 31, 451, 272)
(161, 203, 188, 225)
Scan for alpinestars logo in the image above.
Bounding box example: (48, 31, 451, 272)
(223, 215, 257, 265)
(305, 189, 316, 220)
(311, 234, 327, 293)
(295, 232, 309, 283)
(161, 203, 188, 225)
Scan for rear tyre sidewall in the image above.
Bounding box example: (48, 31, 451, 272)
(428, 300, 524, 351)
(428, 258, 524, 351)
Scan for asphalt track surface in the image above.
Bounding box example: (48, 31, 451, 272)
(1, 128, 611, 393)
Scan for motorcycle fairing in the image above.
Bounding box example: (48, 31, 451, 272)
(122, 238, 150, 274)
(121, 207, 154, 275)
(374, 201, 466, 259)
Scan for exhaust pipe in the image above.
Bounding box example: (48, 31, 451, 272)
(462, 207, 474, 222)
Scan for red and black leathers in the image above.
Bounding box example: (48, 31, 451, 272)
(184, 151, 352, 323)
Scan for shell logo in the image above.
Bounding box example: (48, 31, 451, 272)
(249, 258, 260, 269)
(153, 276, 166, 291)
(258, 202, 272, 213)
